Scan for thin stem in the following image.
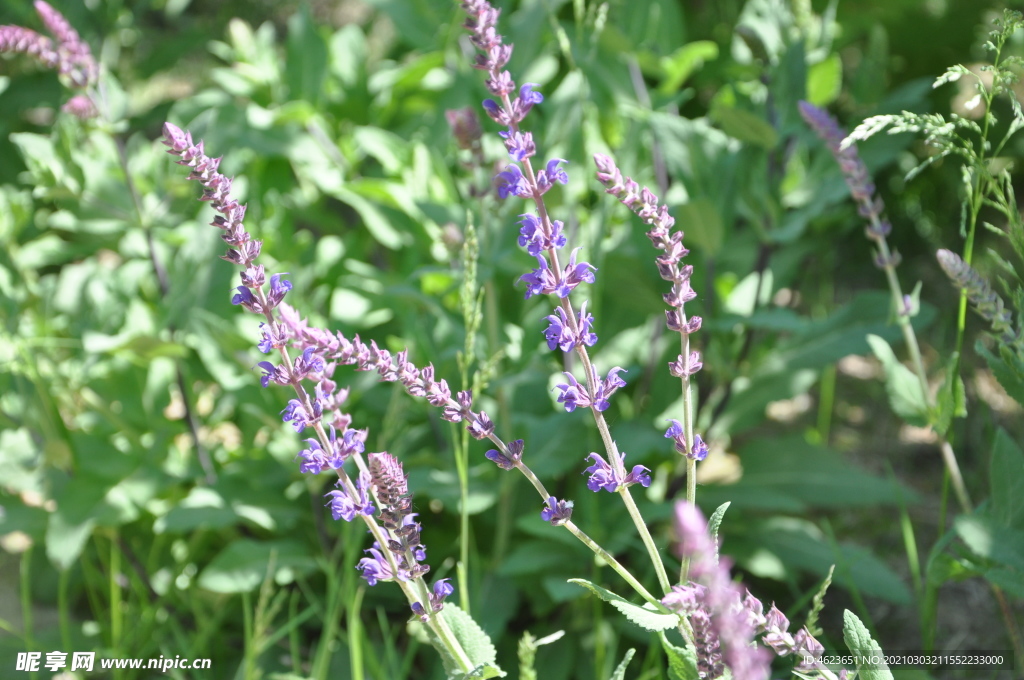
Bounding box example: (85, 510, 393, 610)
(867, 214, 973, 511)
(619, 487, 672, 593)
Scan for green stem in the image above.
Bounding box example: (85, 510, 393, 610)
(868, 216, 973, 512)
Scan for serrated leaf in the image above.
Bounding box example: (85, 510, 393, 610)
(607, 649, 635, 680)
(659, 632, 699, 680)
(568, 579, 679, 631)
(991, 428, 1024, 529)
(708, 502, 730, 562)
(866, 334, 929, 426)
(977, 341, 1024, 407)
(842, 610, 893, 680)
(425, 603, 505, 679)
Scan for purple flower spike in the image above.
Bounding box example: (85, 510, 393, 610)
(281, 395, 323, 433)
(518, 83, 543, 106)
(430, 578, 454, 611)
(517, 214, 567, 256)
(265, 273, 292, 307)
(541, 496, 574, 525)
(231, 286, 260, 312)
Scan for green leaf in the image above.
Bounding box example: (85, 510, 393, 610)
(842, 610, 894, 680)
(659, 41, 719, 94)
(954, 514, 1024, 572)
(708, 502, 730, 562)
(659, 632, 699, 680)
(709, 106, 779, 149)
(991, 429, 1024, 529)
(806, 53, 843, 106)
(327, 184, 406, 249)
(285, 5, 327, 104)
(46, 513, 96, 571)
(568, 579, 679, 632)
(977, 341, 1024, 407)
(198, 540, 316, 594)
(424, 603, 505, 679)
(607, 649, 635, 680)
(673, 199, 724, 256)
(866, 334, 929, 426)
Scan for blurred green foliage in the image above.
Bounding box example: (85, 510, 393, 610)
(1, 0, 1022, 678)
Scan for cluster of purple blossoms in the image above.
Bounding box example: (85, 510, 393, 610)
(583, 452, 651, 492)
(798, 102, 896, 264)
(164, 123, 457, 621)
(554, 367, 626, 413)
(664, 420, 709, 462)
(662, 503, 773, 680)
(540, 496, 574, 526)
(543, 302, 597, 352)
(0, 2, 98, 117)
(744, 591, 849, 679)
(326, 470, 375, 522)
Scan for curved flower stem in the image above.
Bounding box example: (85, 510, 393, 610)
(492, 88, 672, 596)
(618, 486, 672, 593)
(510, 451, 666, 607)
(562, 520, 666, 611)
(867, 214, 972, 512)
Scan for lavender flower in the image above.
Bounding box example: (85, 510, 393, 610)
(583, 452, 651, 492)
(554, 367, 627, 413)
(357, 543, 395, 586)
(937, 249, 1022, 348)
(665, 502, 772, 680)
(496, 164, 531, 199)
(540, 496, 574, 525)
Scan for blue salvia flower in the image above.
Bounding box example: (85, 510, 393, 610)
(583, 452, 651, 492)
(485, 439, 524, 470)
(325, 470, 375, 521)
(517, 213, 566, 256)
(543, 302, 597, 352)
(411, 579, 455, 621)
(540, 496, 574, 525)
